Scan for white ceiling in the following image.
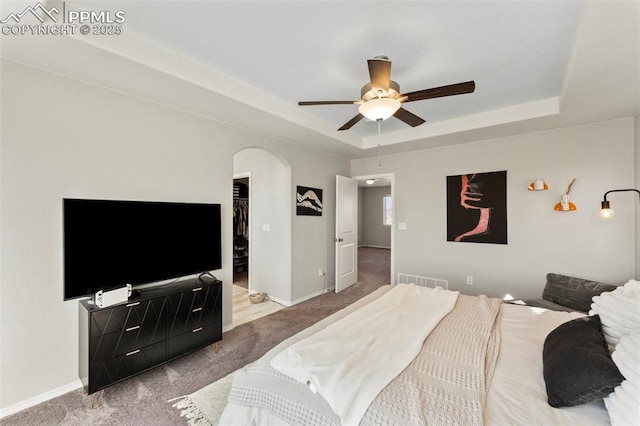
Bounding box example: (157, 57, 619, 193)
(1, 1, 639, 159)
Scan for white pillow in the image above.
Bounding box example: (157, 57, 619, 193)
(605, 381, 640, 426)
(605, 330, 640, 426)
(590, 280, 640, 351)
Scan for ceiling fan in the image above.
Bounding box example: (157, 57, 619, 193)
(298, 55, 476, 131)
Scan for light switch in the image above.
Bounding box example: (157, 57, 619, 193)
(398, 222, 407, 230)
(263, 223, 270, 232)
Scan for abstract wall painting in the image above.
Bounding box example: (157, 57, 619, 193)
(446, 170, 507, 244)
(296, 186, 323, 216)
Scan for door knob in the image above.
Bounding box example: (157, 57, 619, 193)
(334, 237, 344, 242)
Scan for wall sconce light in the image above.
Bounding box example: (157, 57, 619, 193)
(527, 177, 548, 191)
(600, 189, 640, 219)
(554, 178, 577, 211)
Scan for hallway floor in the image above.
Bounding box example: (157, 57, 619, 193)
(357, 246, 391, 286)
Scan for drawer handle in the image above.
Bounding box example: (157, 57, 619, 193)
(192, 307, 203, 313)
(126, 325, 140, 332)
(126, 349, 140, 356)
(192, 287, 203, 292)
(192, 327, 203, 333)
(126, 302, 140, 307)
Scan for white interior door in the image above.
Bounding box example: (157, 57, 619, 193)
(335, 175, 358, 292)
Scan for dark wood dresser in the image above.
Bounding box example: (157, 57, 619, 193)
(78, 277, 222, 395)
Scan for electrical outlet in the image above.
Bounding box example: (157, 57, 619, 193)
(466, 276, 473, 285)
(318, 268, 324, 277)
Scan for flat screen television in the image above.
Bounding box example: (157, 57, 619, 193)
(63, 198, 222, 301)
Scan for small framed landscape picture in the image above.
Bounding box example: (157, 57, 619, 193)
(296, 186, 323, 216)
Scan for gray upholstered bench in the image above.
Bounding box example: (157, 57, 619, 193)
(517, 273, 617, 313)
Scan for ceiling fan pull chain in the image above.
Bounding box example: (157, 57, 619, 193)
(377, 119, 382, 167)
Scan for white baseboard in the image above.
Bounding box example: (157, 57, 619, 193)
(264, 287, 335, 307)
(0, 379, 83, 419)
(266, 294, 293, 307)
(288, 287, 334, 305)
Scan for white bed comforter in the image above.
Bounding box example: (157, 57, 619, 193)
(270, 284, 459, 425)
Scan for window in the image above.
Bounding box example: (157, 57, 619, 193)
(383, 195, 392, 226)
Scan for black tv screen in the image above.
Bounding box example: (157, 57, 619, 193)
(63, 199, 222, 300)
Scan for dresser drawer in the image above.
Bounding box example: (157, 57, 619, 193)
(89, 321, 167, 363)
(89, 297, 166, 337)
(167, 283, 221, 337)
(88, 297, 168, 363)
(167, 324, 221, 360)
(167, 284, 218, 312)
(88, 340, 167, 394)
(168, 303, 219, 337)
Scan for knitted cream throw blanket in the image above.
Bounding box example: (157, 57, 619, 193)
(362, 293, 503, 425)
(225, 289, 502, 425)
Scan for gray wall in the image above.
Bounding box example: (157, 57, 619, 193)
(358, 187, 365, 245)
(351, 117, 636, 299)
(0, 59, 349, 411)
(359, 186, 392, 248)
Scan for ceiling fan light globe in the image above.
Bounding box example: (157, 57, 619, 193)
(358, 98, 401, 121)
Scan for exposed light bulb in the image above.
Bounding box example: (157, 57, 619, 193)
(366, 179, 375, 185)
(600, 208, 615, 219)
(600, 200, 614, 219)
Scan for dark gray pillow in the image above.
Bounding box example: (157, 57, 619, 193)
(542, 273, 617, 312)
(543, 315, 624, 407)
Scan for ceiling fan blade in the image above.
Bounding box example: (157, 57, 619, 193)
(338, 114, 365, 131)
(367, 58, 391, 94)
(400, 81, 476, 103)
(298, 100, 359, 106)
(393, 107, 426, 127)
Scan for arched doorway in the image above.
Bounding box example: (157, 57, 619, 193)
(231, 148, 292, 326)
